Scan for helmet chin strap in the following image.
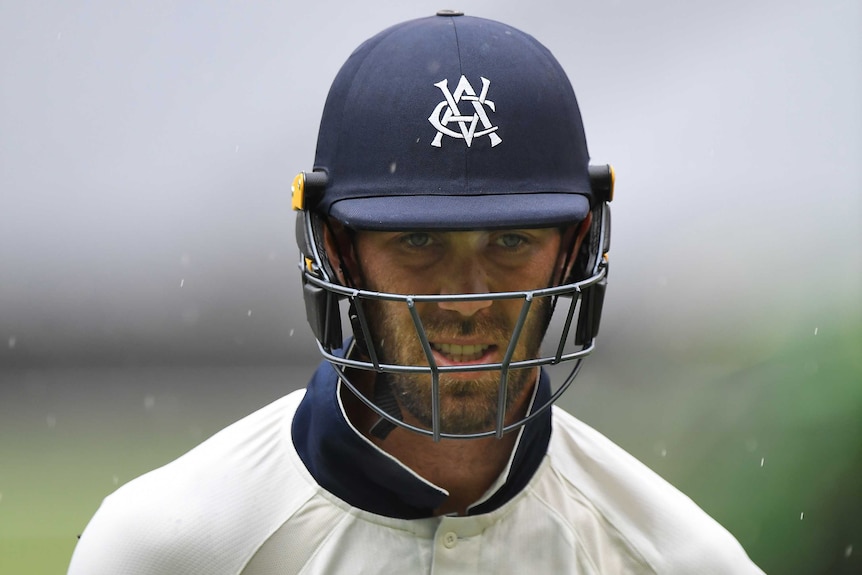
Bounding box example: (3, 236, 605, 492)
(368, 372, 404, 440)
(332, 230, 403, 440)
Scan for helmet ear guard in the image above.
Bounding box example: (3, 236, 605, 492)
(574, 164, 614, 345)
(302, 273, 344, 350)
(294, 171, 346, 350)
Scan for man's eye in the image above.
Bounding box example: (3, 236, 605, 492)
(403, 233, 433, 247)
(497, 234, 527, 248)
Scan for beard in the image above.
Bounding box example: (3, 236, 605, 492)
(363, 296, 551, 435)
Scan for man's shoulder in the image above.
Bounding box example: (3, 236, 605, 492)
(69, 389, 317, 575)
(541, 407, 763, 574)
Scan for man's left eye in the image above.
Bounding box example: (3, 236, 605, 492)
(497, 234, 527, 248)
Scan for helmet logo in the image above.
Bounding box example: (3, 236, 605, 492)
(428, 76, 502, 148)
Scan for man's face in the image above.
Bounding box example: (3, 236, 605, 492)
(351, 227, 573, 435)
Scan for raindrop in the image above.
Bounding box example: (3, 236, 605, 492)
(7, 336, 15, 349)
(144, 395, 155, 410)
(112, 475, 119, 486)
(846, 544, 853, 558)
(389, 162, 397, 174)
(247, 310, 252, 317)
(180, 278, 185, 288)
(760, 457, 765, 467)
(289, 329, 295, 337)
(800, 512, 804, 520)
(47, 415, 56, 428)
(814, 327, 818, 336)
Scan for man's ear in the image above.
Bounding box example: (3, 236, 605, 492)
(322, 220, 361, 286)
(556, 211, 592, 284)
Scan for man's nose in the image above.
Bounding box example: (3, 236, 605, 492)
(437, 261, 493, 317)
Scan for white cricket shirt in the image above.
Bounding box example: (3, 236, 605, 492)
(69, 362, 763, 574)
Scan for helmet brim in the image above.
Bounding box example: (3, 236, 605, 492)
(328, 192, 591, 231)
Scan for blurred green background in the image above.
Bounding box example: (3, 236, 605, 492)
(2, 307, 859, 574)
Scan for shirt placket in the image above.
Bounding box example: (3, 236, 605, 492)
(430, 516, 488, 574)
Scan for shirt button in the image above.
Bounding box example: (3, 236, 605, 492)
(443, 531, 458, 549)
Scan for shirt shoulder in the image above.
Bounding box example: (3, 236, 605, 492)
(68, 390, 316, 575)
(538, 407, 764, 575)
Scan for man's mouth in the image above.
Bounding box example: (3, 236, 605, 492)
(430, 342, 492, 363)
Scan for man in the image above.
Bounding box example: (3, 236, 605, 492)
(69, 12, 764, 574)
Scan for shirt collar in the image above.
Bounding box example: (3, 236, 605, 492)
(292, 345, 552, 519)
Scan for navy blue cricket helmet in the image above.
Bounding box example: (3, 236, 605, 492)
(292, 12, 614, 440)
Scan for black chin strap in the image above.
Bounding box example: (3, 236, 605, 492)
(323, 226, 403, 439)
(369, 373, 404, 440)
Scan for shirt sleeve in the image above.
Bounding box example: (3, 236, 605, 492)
(68, 482, 206, 575)
(68, 391, 312, 575)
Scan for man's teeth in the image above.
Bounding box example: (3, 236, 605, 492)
(432, 343, 490, 362)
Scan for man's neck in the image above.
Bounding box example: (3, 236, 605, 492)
(377, 425, 519, 516)
(340, 370, 536, 516)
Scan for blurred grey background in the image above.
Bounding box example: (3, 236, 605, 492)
(1, 0, 859, 367)
(1, 1, 860, 573)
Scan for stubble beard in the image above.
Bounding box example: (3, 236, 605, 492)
(365, 298, 550, 435)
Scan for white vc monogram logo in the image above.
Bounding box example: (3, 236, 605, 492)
(428, 75, 502, 148)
